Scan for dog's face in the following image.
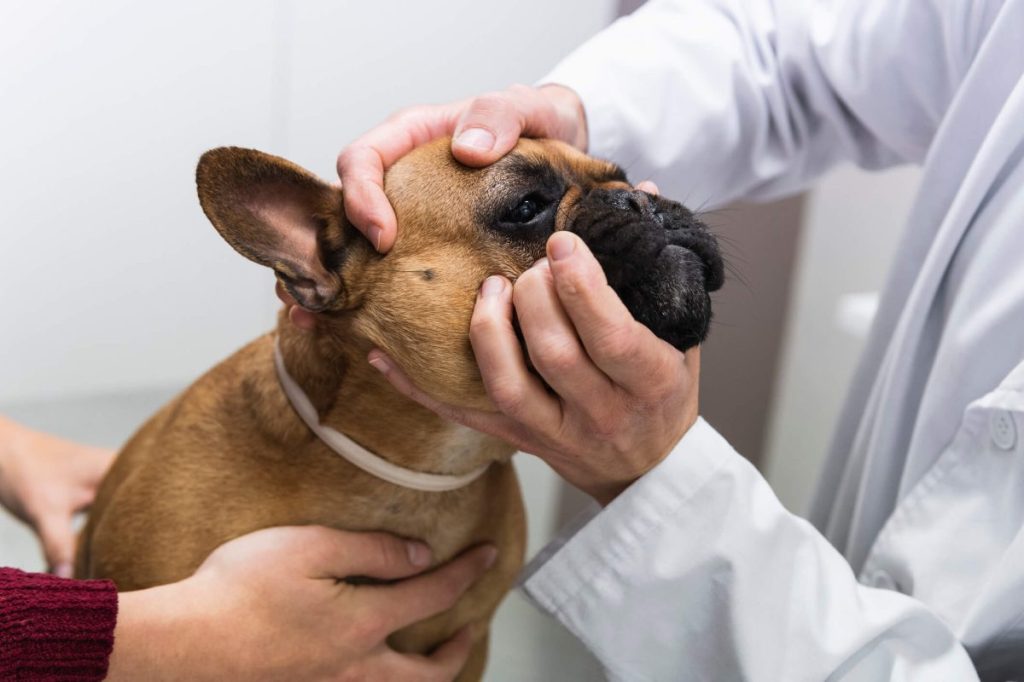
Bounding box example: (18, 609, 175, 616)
(197, 139, 722, 408)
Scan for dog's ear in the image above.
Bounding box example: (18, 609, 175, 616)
(196, 147, 349, 312)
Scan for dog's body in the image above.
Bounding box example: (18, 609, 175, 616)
(76, 138, 722, 680)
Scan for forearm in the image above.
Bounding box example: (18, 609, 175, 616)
(521, 419, 977, 680)
(0, 568, 118, 681)
(542, 0, 997, 208)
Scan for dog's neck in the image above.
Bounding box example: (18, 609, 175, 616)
(274, 322, 512, 481)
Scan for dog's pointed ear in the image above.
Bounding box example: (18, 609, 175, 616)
(196, 147, 349, 312)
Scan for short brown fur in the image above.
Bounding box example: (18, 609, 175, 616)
(76, 138, 635, 680)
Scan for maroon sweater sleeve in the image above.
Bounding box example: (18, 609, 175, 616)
(0, 568, 117, 681)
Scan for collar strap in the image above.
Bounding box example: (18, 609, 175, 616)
(273, 339, 490, 492)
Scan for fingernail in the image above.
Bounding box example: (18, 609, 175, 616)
(368, 351, 392, 374)
(548, 232, 576, 261)
(54, 562, 73, 579)
(367, 225, 383, 251)
(456, 127, 496, 152)
(481, 545, 498, 569)
(406, 541, 432, 567)
(480, 276, 505, 298)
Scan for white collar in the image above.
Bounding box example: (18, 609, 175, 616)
(273, 339, 490, 492)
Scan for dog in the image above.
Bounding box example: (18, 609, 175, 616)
(75, 137, 723, 680)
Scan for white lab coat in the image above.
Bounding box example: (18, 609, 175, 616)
(521, 1, 1024, 679)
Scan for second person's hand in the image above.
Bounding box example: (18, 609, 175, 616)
(109, 526, 497, 681)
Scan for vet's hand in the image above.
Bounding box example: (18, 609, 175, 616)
(368, 230, 701, 505)
(337, 84, 587, 252)
(109, 526, 496, 681)
(0, 415, 115, 576)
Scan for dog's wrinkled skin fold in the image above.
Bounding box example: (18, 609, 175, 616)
(76, 138, 722, 681)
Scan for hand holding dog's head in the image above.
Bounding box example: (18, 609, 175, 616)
(196, 141, 723, 406)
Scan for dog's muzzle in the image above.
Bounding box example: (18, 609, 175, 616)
(566, 188, 724, 350)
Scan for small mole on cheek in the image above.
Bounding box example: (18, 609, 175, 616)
(422, 269, 435, 281)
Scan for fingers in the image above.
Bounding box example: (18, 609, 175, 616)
(371, 544, 497, 632)
(546, 232, 681, 396)
(289, 526, 434, 581)
(469, 276, 561, 431)
(275, 281, 317, 331)
(35, 513, 75, 577)
(423, 625, 475, 675)
(374, 626, 475, 681)
(337, 102, 463, 251)
(367, 350, 523, 444)
(358, 627, 474, 681)
(511, 261, 614, 404)
(451, 85, 554, 166)
(635, 180, 660, 195)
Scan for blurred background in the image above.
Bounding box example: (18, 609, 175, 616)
(0, 1, 920, 678)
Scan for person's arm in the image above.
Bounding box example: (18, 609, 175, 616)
(371, 234, 978, 679)
(336, 0, 1004, 252)
(542, 0, 1004, 208)
(0, 415, 115, 576)
(106, 527, 492, 681)
(519, 419, 977, 681)
(1, 527, 492, 681)
(0, 568, 117, 681)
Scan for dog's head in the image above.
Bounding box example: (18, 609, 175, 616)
(196, 139, 722, 407)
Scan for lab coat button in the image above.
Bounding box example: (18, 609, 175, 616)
(867, 570, 897, 590)
(990, 410, 1017, 451)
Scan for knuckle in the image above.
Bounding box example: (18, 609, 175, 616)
(336, 146, 372, 178)
(488, 378, 526, 415)
(468, 310, 501, 341)
(467, 92, 513, 120)
(370, 533, 406, 568)
(554, 266, 593, 300)
(592, 325, 637, 363)
(585, 407, 625, 442)
(532, 337, 580, 375)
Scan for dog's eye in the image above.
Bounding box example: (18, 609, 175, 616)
(502, 194, 546, 224)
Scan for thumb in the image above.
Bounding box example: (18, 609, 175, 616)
(452, 84, 561, 167)
(36, 512, 76, 578)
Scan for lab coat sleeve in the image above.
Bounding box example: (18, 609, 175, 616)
(540, 0, 1004, 208)
(519, 418, 979, 681)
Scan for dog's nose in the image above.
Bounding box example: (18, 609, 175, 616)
(597, 188, 659, 221)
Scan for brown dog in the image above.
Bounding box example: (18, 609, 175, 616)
(76, 138, 723, 680)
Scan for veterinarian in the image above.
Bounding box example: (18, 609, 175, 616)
(330, 0, 1024, 679)
(0, 414, 492, 680)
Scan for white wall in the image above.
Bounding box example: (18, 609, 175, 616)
(0, 0, 615, 404)
(763, 163, 921, 514)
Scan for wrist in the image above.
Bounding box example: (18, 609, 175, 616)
(580, 413, 699, 507)
(538, 84, 588, 152)
(107, 581, 202, 680)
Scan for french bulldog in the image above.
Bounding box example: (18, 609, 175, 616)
(76, 138, 723, 680)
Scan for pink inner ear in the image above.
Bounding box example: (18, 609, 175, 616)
(244, 182, 323, 266)
(251, 200, 320, 265)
